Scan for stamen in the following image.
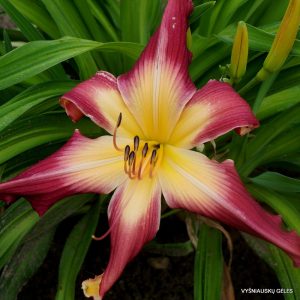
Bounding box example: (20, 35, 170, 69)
(124, 145, 130, 161)
(124, 145, 130, 174)
(128, 151, 136, 179)
(138, 157, 144, 180)
(142, 143, 149, 157)
(150, 149, 157, 164)
(129, 151, 135, 165)
(134, 136, 140, 151)
(113, 112, 122, 151)
(138, 143, 149, 179)
(149, 149, 157, 178)
(116, 112, 122, 127)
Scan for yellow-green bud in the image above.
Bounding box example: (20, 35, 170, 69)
(186, 27, 192, 51)
(257, 0, 300, 81)
(229, 21, 248, 83)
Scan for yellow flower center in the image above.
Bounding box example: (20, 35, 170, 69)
(124, 137, 163, 180)
(113, 113, 163, 180)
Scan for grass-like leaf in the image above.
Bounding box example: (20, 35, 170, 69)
(56, 198, 101, 300)
(0, 37, 143, 90)
(194, 223, 223, 300)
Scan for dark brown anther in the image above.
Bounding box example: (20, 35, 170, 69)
(113, 112, 123, 151)
(129, 151, 135, 165)
(124, 145, 130, 161)
(150, 149, 157, 164)
(153, 144, 160, 149)
(116, 112, 122, 128)
(142, 143, 149, 157)
(134, 136, 140, 151)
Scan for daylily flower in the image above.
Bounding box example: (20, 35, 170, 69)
(1, 0, 300, 299)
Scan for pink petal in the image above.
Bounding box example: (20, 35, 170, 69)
(169, 80, 259, 148)
(118, 0, 196, 142)
(0, 131, 127, 215)
(60, 71, 144, 139)
(99, 178, 161, 298)
(159, 146, 300, 266)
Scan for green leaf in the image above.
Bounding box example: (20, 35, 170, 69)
(2, 143, 63, 179)
(256, 0, 288, 26)
(41, 0, 98, 79)
(247, 184, 300, 234)
(247, 106, 300, 159)
(0, 81, 75, 132)
(0, 28, 27, 42)
(251, 172, 300, 193)
(87, 0, 119, 42)
(212, 0, 248, 34)
(252, 72, 278, 113)
(241, 126, 300, 176)
(24, 194, 94, 243)
(194, 223, 223, 300)
(233, 0, 269, 23)
(0, 112, 102, 164)
(120, 0, 161, 44)
(190, 2, 216, 25)
(242, 234, 300, 300)
(0, 200, 39, 269)
(0, 228, 55, 300)
(257, 85, 300, 119)
(0, 2, 66, 80)
(73, 0, 109, 46)
(197, 0, 225, 36)
(0, 0, 44, 41)
(9, 0, 60, 39)
(3, 30, 12, 53)
(218, 24, 300, 55)
(0, 37, 143, 90)
(270, 246, 300, 300)
(190, 42, 230, 81)
(56, 198, 101, 300)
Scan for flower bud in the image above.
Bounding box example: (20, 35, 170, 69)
(229, 21, 248, 83)
(257, 0, 300, 81)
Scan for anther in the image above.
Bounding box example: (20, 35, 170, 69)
(153, 144, 160, 149)
(129, 151, 135, 165)
(134, 136, 140, 151)
(124, 145, 130, 161)
(113, 112, 122, 151)
(124, 145, 130, 174)
(116, 112, 122, 127)
(150, 149, 157, 164)
(142, 143, 149, 157)
(128, 151, 136, 179)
